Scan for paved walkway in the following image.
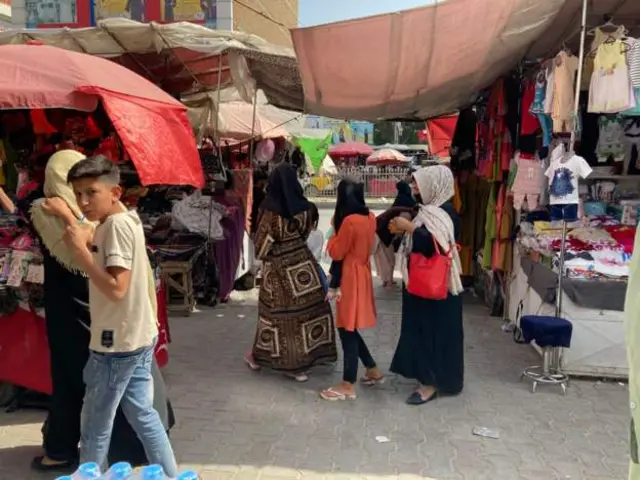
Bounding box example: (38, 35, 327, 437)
(0, 287, 631, 480)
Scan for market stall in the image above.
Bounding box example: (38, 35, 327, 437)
(0, 43, 204, 399)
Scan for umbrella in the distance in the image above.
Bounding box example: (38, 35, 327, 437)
(328, 141, 374, 157)
(366, 148, 409, 166)
(0, 43, 203, 188)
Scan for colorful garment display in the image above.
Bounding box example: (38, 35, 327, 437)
(589, 40, 636, 114)
(582, 26, 626, 91)
(511, 152, 543, 211)
(552, 51, 579, 133)
(621, 38, 640, 117)
(597, 116, 627, 163)
(545, 146, 592, 205)
(458, 172, 490, 277)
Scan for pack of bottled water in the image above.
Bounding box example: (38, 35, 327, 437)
(55, 462, 199, 479)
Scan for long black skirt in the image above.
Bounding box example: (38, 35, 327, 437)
(390, 287, 464, 394)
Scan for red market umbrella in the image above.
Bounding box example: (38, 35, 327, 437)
(328, 141, 374, 157)
(366, 148, 409, 166)
(0, 44, 204, 188)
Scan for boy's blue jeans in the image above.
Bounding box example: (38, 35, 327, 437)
(79, 340, 178, 477)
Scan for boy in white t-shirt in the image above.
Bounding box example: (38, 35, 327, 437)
(47, 156, 177, 477)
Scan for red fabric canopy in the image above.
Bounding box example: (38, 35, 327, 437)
(328, 141, 374, 157)
(426, 115, 459, 158)
(0, 44, 204, 188)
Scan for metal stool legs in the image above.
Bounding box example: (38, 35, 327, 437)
(520, 346, 569, 395)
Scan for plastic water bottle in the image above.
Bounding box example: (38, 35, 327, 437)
(176, 471, 198, 480)
(138, 464, 166, 479)
(58, 462, 101, 480)
(101, 462, 133, 479)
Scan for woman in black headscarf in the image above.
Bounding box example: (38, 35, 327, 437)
(372, 180, 417, 287)
(393, 180, 417, 208)
(244, 163, 337, 382)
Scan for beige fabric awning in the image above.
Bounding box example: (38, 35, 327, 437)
(291, 0, 640, 121)
(0, 18, 304, 112)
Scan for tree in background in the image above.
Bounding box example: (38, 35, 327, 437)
(373, 121, 422, 145)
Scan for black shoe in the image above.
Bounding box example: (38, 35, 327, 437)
(30, 456, 76, 473)
(406, 390, 438, 405)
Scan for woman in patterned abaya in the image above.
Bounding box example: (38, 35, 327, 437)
(390, 166, 465, 405)
(244, 163, 337, 381)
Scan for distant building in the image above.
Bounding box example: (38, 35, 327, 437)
(11, 1, 298, 47)
(304, 116, 375, 145)
(0, 0, 11, 28)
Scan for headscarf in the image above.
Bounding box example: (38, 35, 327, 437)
(397, 165, 464, 296)
(333, 179, 369, 232)
(30, 149, 95, 273)
(392, 180, 416, 208)
(262, 162, 310, 219)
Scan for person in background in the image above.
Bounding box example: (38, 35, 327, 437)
(389, 165, 464, 405)
(307, 202, 328, 293)
(326, 181, 367, 300)
(250, 168, 269, 235)
(372, 181, 417, 288)
(320, 179, 383, 401)
(245, 163, 337, 381)
(393, 180, 416, 208)
(27, 151, 174, 472)
(48, 156, 177, 476)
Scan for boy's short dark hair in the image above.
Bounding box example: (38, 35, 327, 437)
(67, 155, 120, 185)
(309, 202, 319, 228)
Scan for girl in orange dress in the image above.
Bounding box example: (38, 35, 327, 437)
(320, 180, 383, 401)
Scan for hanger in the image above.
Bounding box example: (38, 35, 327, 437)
(587, 15, 628, 36)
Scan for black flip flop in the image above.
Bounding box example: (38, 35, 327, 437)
(406, 391, 438, 405)
(30, 455, 76, 472)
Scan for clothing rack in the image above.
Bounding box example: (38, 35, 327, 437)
(554, 0, 588, 324)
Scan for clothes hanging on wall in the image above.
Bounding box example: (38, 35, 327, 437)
(510, 152, 544, 211)
(545, 145, 593, 205)
(449, 107, 477, 172)
(589, 39, 636, 113)
(457, 172, 490, 277)
(596, 116, 627, 163)
(622, 37, 640, 116)
(552, 51, 579, 133)
(582, 26, 627, 91)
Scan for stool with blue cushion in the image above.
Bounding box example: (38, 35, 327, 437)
(518, 315, 572, 394)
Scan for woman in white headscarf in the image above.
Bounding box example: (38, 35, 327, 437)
(27, 150, 174, 472)
(388, 165, 464, 405)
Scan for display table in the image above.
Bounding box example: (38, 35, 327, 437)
(0, 282, 171, 395)
(508, 249, 628, 379)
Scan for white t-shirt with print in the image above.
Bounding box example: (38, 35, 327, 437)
(545, 153, 592, 205)
(89, 210, 158, 353)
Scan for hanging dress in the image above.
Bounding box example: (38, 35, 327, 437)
(622, 37, 640, 116)
(589, 39, 636, 113)
(582, 26, 626, 91)
(552, 51, 579, 133)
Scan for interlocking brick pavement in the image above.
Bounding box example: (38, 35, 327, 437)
(0, 288, 630, 480)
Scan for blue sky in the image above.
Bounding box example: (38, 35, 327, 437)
(298, 0, 434, 27)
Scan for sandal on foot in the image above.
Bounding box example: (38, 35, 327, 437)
(319, 387, 356, 401)
(244, 355, 261, 371)
(285, 373, 308, 382)
(360, 375, 385, 386)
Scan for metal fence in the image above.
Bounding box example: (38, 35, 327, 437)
(302, 166, 411, 199)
